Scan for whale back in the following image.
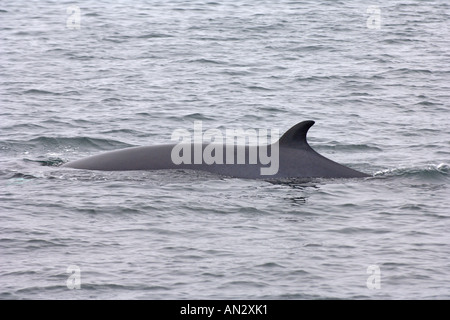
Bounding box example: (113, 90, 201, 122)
(63, 120, 369, 179)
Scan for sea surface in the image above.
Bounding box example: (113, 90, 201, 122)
(1, 0, 449, 299)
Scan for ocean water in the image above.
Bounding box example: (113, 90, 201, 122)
(1, 0, 449, 299)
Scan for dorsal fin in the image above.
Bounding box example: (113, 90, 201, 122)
(278, 120, 315, 148)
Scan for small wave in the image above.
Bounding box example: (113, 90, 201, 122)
(136, 33, 173, 39)
(289, 45, 334, 52)
(23, 89, 81, 96)
(85, 12, 100, 17)
(27, 136, 132, 150)
(8, 172, 38, 180)
(255, 262, 286, 269)
(190, 58, 227, 65)
(23, 89, 56, 95)
(379, 67, 433, 76)
(317, 143, 382, 152)
(246, 85, 273, 91)
(1, 137, 133, 157)
(1, 123, 45, 131)
(295, 75, 340, 82)
(100, 129, 141, 135)
(169, 113, 215, 121)
(258, 106, 288, 113)
(381, 38, 420, 44)
(374, 163, 449, 180)
(415, 101, 441, 106)
(23, 157, 65, 167)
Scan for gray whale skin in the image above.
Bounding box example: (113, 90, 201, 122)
(62, 120, 370, 179)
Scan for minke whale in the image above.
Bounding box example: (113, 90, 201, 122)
(62, 120, 369, 179)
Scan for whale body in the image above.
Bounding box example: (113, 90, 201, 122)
(62, 120, 369, 179)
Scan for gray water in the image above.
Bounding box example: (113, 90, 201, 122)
(1, 0, 449, 299)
